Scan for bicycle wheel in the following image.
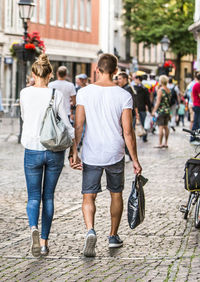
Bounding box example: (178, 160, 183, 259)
(194, 194, 200, 228)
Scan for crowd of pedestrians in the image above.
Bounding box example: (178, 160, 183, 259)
(18, 52, 200, 258)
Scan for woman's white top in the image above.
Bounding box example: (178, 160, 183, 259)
(76, 84, 133, 166)
(20, 86, 74, 151)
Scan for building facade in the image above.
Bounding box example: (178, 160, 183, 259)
(189, 0, 200, 72)
(0, 0, 100, 112)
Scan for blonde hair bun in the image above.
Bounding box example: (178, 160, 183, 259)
(37, 54, 49, 65)
(32, 53, 53, 78)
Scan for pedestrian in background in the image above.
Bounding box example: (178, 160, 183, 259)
(20, 54, 77, 257)
(167, 77, 179, 132)
(49, 66, 76, 122)
(152, 75, 171, 148)
(75, 73, 88, 92)
(134, 75, 151, 142)
(190, 73, 200, 144)
(72, 53, 142, 257)
(118, 71, 138, 161)
(185, 73, 199, 130)
(177, 100, 185, 126)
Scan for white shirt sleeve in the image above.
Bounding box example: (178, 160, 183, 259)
(122, 94, 133, 110)
(76, 90, 85, 106)
(56, 91, 75, 139)
(20, 90, 24, 121)
(70, 83, 76, 97)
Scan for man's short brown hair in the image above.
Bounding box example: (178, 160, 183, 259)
(57, 66, 68, 78)
(118, 72, 128, 80)
(97, 53, 118, 75)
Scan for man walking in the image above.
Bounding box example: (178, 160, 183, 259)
(167, 77, 179, 131)
(191, 73, 200, 144)
(118, 72, 138, 161)
(49, 66, 76, 120)
(71, 54, 142, 257)
(134, 75, 151, 142)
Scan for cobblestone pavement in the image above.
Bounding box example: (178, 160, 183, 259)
(0, 117, 200, 281)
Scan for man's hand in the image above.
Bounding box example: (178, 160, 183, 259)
(133, 160, 142, 175)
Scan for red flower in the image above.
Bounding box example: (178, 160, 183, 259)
(25, 43, 36, 50)
(164, 60, 176, 69)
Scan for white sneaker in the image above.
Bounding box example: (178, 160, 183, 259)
(83, 229, 97, 257)
(190, 141, 200, 146)
(30, 227, 40, 258)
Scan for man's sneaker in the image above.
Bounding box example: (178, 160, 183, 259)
(109, 234, 123, 248)
(30, 227, 40, 258)
(190, 140, 200, 146)
(83, 229, 97, 257)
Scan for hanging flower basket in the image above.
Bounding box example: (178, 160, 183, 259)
(10, 32, 45, 61)
(10, 43, 36, 62)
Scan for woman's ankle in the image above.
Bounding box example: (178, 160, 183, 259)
(40, 238, 48, 247)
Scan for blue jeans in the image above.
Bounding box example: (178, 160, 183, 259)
(24, 149, 65, 239)
(191, 106, 200, 141)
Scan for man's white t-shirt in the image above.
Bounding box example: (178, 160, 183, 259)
(76, 84, 133, 166)
(49, 80, 76, 115)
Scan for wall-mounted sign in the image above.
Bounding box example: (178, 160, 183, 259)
(4, 57, 13, 65)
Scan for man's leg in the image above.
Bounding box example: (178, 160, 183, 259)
(82, 193, 97, 257)
(82, 193, 97, 230)
(105, 158, 124, 248)
(110, 192, 123, 236)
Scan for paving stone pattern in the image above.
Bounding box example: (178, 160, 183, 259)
(0, 118, 200, 281)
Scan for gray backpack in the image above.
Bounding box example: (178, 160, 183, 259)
(40, 88, 73, 152)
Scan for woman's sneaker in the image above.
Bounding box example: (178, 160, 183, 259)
(41, 246, 49, 256)
(109, 235, 123, 248)
(30, 227, 41, 257)
(83, 229, 97, 257)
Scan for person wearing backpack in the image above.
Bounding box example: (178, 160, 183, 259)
(167, 77, 179, 131)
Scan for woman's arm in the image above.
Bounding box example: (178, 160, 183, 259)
(152, 88, 162, 115)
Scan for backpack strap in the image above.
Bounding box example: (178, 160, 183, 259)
(49, 88, 56, 107)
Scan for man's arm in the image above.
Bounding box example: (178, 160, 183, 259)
(75, 104, 86, 148)
(122, 109, 142, 174)
(71, 95, 76, 106)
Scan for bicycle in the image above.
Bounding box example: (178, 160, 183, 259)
(180, 128, 200, 228)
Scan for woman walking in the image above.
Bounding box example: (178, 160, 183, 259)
(152, 75, 171, 148)
(20, 54, 77, 257)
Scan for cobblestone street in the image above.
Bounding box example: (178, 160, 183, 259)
(0, 117, 200, 281)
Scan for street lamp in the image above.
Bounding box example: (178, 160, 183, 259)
(17, 0, 35, 143)
(18, 0, 35, 45)
(160, 35, 170, 63)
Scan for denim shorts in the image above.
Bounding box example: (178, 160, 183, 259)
(82, 158, 125, 194)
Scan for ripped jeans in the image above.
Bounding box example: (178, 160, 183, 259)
(24, 149, 64, 239)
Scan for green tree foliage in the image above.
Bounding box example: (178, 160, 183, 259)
(123, 0, 196, 57)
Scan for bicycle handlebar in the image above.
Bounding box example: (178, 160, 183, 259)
(182, 128, 195, 136)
